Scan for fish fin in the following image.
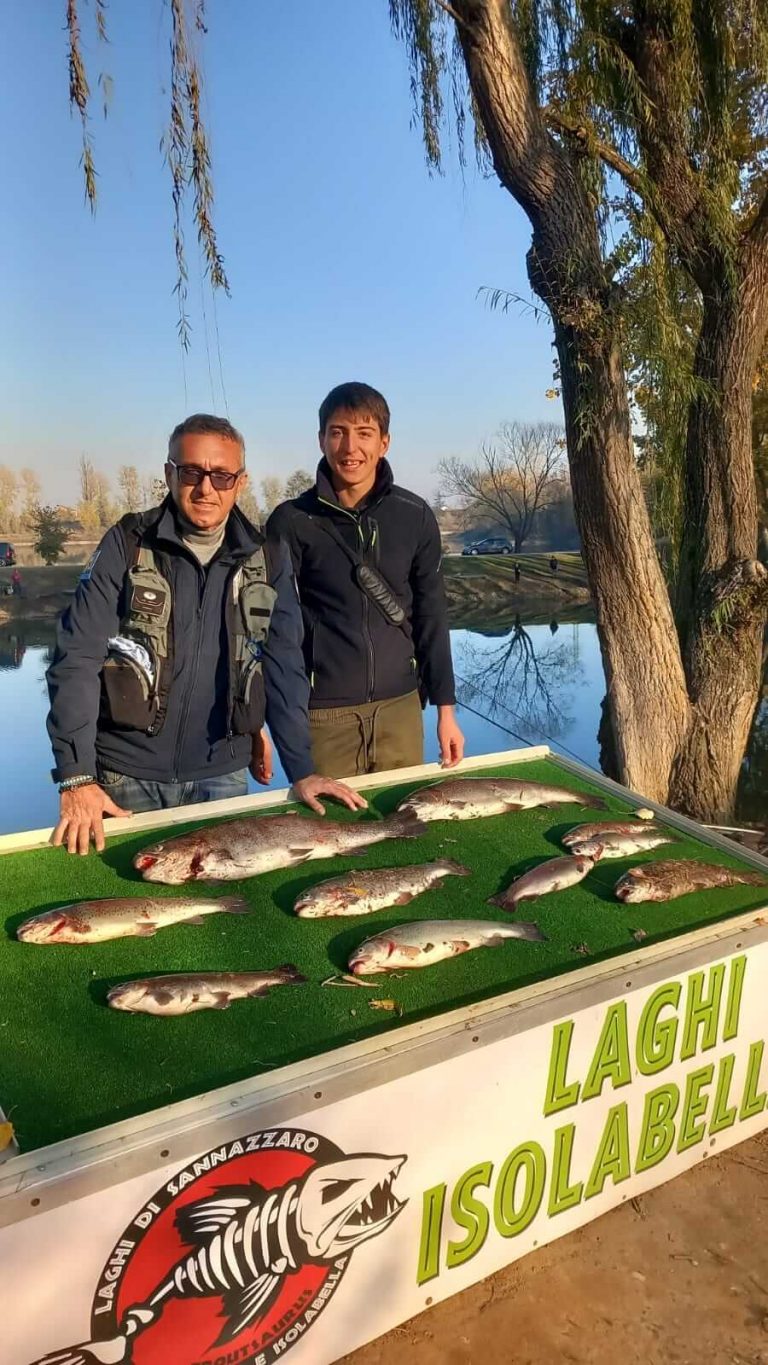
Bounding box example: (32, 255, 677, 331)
(186, 915, 207, 926)
(289, 847, 316, 860)
(487, 894, 512, 910)
(502, 801, 525, 812)
(221, 897, 251, 914)
(211, 995, 232, 1010)
(394, 892, 416, 906)
(135, 923, 158, 937)
(440, 860, 471, 876)
(217, 1273, 282, 1344)
(175, 1187, 264, 1244)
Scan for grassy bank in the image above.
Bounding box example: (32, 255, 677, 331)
(443, 552, 590, 618)
(0, 563, 81, 624)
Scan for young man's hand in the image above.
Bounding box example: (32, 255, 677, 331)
(52, 784, 132, 855)
(437, 705, 465, 768)
(292, 774, 369, 816)
(249, 728, 274, 785)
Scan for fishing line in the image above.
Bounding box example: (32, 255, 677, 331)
(453, 670, 602, 774)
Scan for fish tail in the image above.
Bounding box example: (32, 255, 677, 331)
(387, 814, 428, 838)
(221, 897, 251, 915)
(487, 893, 513, 910)
(513, 921, 547, 942)
(277, 963, 307, 983)
(583, 795, 608, 810)
(439, 860, 471, 876)
(743, 872, 768, 886)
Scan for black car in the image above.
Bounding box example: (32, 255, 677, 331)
(462, 537, 513, 556)
(0, 542, 16, 567)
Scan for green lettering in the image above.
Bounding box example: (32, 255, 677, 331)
(722, 955, 747, 1041)
(493, 1143, 546, 1239)
(739, 1040, 767, 1121)
(446, 1162, 493, 1269)
(635, 1083, 680, 1173)
(677, 1064, 714, 1152)
(543, 1021, 580, 1115)
(417, 1183, 446, 1285)
(709, 1053, 738, 1135)
(547, 1124, 583, 1216)
(584, 1103, 631, 1199)
(636, 982, 681, 1076)
(582, 1002, 631, 1100)
(681, 965, 725, 1060)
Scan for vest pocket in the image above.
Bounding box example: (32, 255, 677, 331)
(101, 655, 159, 732)
(231, 658, 266, 736)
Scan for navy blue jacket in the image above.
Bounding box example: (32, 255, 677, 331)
(46, 500, 314, 785)
(267, 460, 456, 710)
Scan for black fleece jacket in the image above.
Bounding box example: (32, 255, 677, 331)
(267, 459, 456, 710)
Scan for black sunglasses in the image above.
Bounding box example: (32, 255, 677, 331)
(168, 457, 244, 491)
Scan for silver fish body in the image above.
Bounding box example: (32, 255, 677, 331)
(567, 830, 676, 861)
(107, 964, 305, 1015)
(134, 812, 425, 884)
(396, 777, 606, 823)
(615, 859, 767, 904)
(562, 820, 663, 847)
(349, 917, 546, 974)
(489, 855, 594, 910)
(294, 859, 470, 917)
(16, 895, 250, 945)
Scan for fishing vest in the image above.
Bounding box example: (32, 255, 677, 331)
(100, 510, 276, 738)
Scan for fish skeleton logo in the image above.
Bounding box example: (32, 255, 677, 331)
(32, 1128, 407, 1365)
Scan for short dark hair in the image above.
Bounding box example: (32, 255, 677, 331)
(318, 382, 390, 436)
(168, 413, 245, 461)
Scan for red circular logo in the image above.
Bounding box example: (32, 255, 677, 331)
(87, 1127, 406, 1365)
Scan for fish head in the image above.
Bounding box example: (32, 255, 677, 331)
(133, 835, 210, 884)
(571, 839, 602, 860)
(298, 1154, 407, 1258)
(17, 910, 76, 944)
(107, 982, 151, 1012)
(347, 936, 392, 975)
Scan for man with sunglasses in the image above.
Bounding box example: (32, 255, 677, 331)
(46, 413, 365, 855)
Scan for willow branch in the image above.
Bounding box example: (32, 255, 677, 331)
(544, 109, 644, 198)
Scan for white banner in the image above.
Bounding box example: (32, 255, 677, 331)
(3, 940, 768, 1365)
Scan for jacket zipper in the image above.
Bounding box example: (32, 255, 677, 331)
(172, 561, 209, 780)
(317, 497, 375, 701)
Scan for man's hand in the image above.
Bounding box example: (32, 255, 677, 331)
(437, 705, 465, 768)
(249, 728, 274, 785)
(292, 774, 368, 816)
(52, 783, 132, 856)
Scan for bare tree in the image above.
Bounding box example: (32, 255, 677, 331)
(0, 467, 18, 532)
(237, 486, 262, 525)
(284, 469, 313, 500)
(260, 477, 285, 514)
(454, 616, 581, 742)
(141, 476, 167, 509)
(440, 422, 565, 552)
(117, 465, 142, 514)
(78, 455, 97, 504)
(18, 469, 42, 531)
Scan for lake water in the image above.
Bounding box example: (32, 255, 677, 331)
(0, 612, 763, 835)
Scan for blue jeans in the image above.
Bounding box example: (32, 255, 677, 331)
(98, 766, 248, 815)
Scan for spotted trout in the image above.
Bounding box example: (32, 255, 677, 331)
(567, 829, 677, 861)
(615, 859, 767, 903)
(134, 811, 425, 884)
(488, 855, 594, 910)
(107, 964, 305, 1016)
(396, 777, 606, 822)
(349, 918, 546, 974)
(294, 860, 470, 917)
(16, 895, 250, 944)
(562, 818, 661, 848)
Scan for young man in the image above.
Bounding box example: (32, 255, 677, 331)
(46, 413, 365, 854)
(267, 382, 464, 777)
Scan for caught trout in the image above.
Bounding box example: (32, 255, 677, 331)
(134, 812, 425, 885)
(489, 855, 594, 910)
(397, 777, 606, 823)
(567, 830, 677, 861)
(107, 964, 305, 1016)
(17, 895, 250, 945)
(349, 918, 546, 974)
(615, 859, 767, 904)
(562, 818, 662, 848)
(294, 860, 470, 917)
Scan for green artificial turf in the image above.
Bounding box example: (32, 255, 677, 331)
(1, 759, 766, 1154)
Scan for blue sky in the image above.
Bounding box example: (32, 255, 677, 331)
(0, 1, 559, 506)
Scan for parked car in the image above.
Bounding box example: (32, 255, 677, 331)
(0, 542, 16, 567)
(462, 537, 513, 556)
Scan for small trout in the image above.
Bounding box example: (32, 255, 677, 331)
(567, 830, 677, 861)
(615, 859, 767, 904)
(107, 964, 306, 1016)
(294, 860, 470, 917)
(562, 819, 662, 847)
(397, 777, 606, 823)
(348, 918, 546, 974)
(17, 896, 250, 945)
(488, 855, 594, 910)
(134, 812, 425, 884)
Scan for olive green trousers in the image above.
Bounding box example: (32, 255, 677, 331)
(309, 689, 424, 778)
